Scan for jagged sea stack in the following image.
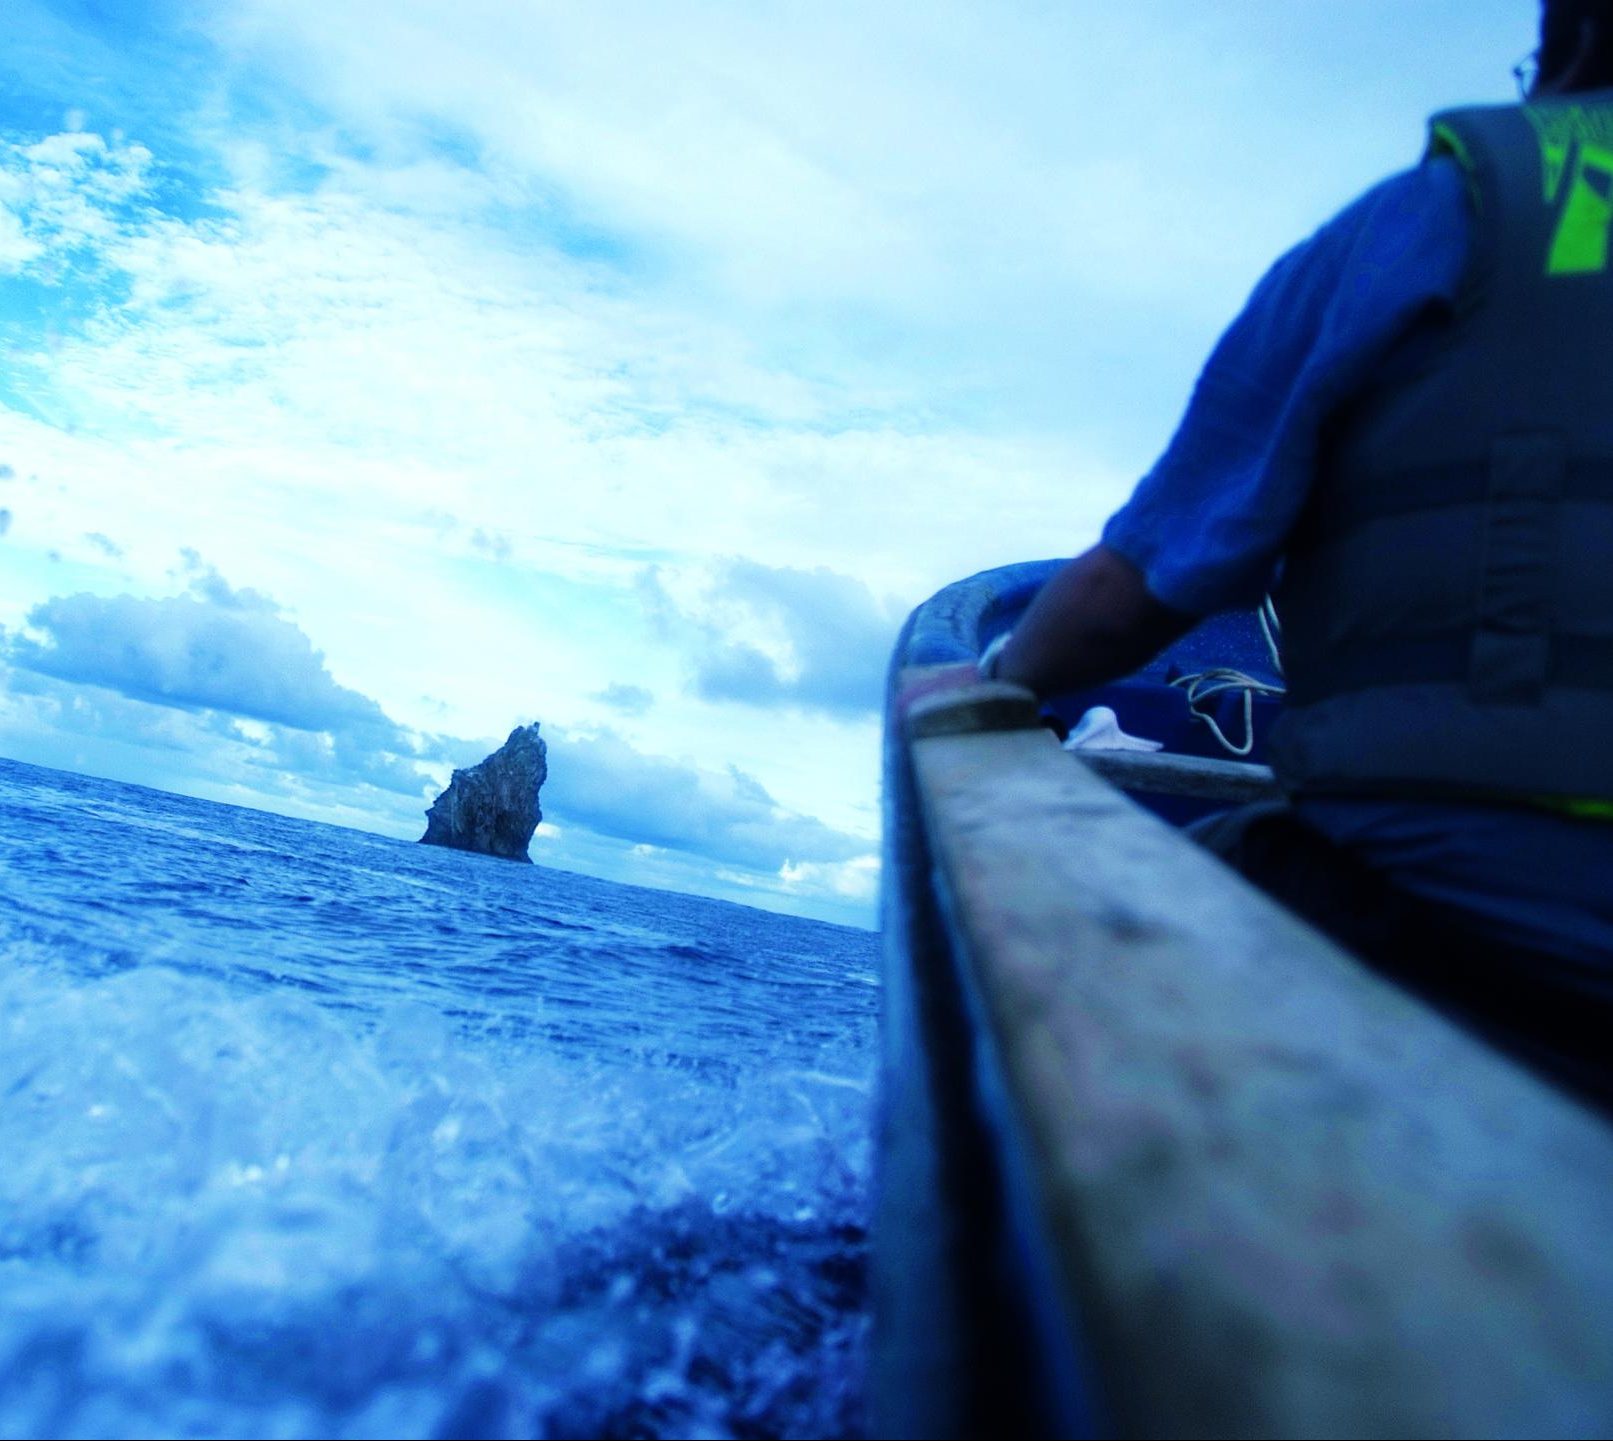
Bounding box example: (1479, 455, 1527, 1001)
(420, 723, 548, 862)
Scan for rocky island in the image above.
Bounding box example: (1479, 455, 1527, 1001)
(420, 723, 548, 862)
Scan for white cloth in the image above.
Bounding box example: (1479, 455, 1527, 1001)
(1062, 706, 1163, 753)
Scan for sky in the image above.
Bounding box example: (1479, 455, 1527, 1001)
(0, 0, 1532, 927)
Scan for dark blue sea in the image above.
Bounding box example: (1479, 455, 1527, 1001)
(0, 757, 879, 1439)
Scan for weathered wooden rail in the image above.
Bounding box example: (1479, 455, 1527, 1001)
(877, 667, 1613, 1439)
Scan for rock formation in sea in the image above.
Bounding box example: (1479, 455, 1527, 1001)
(420, 723, 548, 862)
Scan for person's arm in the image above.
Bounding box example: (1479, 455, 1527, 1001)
(994, 544, 1193, 697)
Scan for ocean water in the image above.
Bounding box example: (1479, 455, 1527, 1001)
(0, 757, 879, 1440)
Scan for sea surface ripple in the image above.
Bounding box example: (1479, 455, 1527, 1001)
(0, 758, 879, 1439)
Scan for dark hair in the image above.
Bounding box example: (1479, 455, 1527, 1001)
(1541, 0, 1613, 90)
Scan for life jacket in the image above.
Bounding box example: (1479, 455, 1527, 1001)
(1267, 93, 1613, 811)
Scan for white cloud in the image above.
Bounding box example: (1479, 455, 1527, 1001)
(780, 854, 880, 904)
(643, 559, 902, 718)
(0, 129, 152, 277)
(540, 728, 864, 874)
(592, 683, 653, 717)
(198, 1, 1527, 350)
(11, 581, 398, 738)
(0, 205, 43, 273)
(191, 5, 1247, 320)
(0, 664, 432, 831)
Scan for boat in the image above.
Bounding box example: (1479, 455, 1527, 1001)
(876, 558, 1613, 1439)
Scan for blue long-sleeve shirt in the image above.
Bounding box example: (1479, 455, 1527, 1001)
(1103, 158, 1471, 612)
(1101, 156, 1613, 971)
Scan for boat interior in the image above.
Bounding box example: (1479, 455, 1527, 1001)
(878, 559, 1613, 1440)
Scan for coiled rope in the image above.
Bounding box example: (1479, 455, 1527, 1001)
(1168, 598, 1286, 758)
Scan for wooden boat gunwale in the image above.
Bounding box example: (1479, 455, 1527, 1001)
(877, 559, 1104, 1439)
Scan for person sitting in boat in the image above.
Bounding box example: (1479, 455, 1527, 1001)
(987, 0, 1613, 1099)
